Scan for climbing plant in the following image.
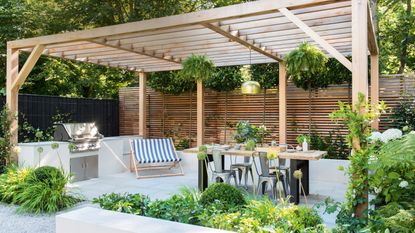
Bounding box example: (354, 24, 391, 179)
(285, 42, 329, 134)
(330, 93, 386, 230)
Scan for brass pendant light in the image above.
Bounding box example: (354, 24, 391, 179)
(241, 47, 261, 94)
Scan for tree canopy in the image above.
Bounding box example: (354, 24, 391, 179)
(0, 0, 413, 98)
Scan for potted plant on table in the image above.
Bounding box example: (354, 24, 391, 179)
(233, 120, 258, 149)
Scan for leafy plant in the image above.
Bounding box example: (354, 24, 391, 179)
(369, 133, 415, 205)
(180, 54, 215, 83)
(296, 135, 310, 145)
(233, 121, 259, 143)
(147, 71, 195, 95)
(390, 94, 415, 131)
(0, 165, 32, 204)
(245, 139, 256, 151)
(92, 192, 150, 215)
(330, 92, 386, 227)
(285, 42, 329, 135)
(14, 166, 79, 213)
(0, 106, 15, 172)
(200, 183, 246, 211)
(146, 188, 202, 224)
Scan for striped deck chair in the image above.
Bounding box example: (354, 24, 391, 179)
(129, 138, 184, 179)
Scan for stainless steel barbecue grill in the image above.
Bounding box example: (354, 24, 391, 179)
(54, 123, 103, 153)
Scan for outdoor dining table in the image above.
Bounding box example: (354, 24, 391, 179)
(182, 146, 326, 204)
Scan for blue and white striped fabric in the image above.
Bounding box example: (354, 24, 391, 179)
(131, 138, 181, 164)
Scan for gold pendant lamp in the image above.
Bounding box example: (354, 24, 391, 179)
(241, 47, 260, 94)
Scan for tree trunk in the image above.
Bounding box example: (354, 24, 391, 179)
(263, 89, 266, 125)
(308, 87, 312, 135)
(398, 0, 412, 74)
(162, 93, 165, 137)
(224, 91, 228, 144)
(189, 88, 193, 142)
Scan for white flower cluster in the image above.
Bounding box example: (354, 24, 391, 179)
(381, 128, 403, 143)
(399, 180, 409, 188)
(369, 128, 403, 143)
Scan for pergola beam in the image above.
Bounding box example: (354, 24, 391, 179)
(201, 22, 282, 62)
(90, 39, 181, 64)
(12, 44, 45, 90)
(278, 7, 352, 71)
(367, 4, 378, 55)
(8, 0, 344, 49)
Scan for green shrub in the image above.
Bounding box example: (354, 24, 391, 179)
(370, 133, 415, 204)
(369, 202, 415, 232)
(93, 192, 150, 215)
(27, 166, 65, 186)
(200, 183, 246, 211)
(146, 187, 201, 224)
(15, 166, 79, 213)
(0, 166, 32, 203)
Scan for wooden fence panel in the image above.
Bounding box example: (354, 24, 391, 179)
(119, 75, 415, 147)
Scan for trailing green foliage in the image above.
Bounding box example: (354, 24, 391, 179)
(0, 106, 14, 173)
(200, 183, 246, 211)
(180, 54, 215, 83)
(92, 193, 150, 215)
(285, 42, 328, 91)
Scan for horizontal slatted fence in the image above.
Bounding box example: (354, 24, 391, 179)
(119, 75, 415, 147)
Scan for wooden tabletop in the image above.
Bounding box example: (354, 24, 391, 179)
(182, 147, 326, 161)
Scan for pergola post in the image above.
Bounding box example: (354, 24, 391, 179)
(278, 62, 287, 145)
(352, 0, 369, 102)
(196, 80, 204, 146)
(370, 54, 379, 130)
(138, 72, 147, 138)
(6, 46, 19, 146)
(352, 0, 369, 220)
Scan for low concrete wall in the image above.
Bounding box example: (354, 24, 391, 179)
(56, 207, 232, 233)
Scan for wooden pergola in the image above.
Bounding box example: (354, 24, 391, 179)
(6, 0, 378, 148)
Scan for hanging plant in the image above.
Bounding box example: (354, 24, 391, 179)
(180, 54, 215, 82)
(285, 42, 328, 134)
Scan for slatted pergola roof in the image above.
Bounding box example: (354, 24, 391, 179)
(6, 0, 379, 145)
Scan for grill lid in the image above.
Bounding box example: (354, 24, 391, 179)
(54, 123, 103, 152)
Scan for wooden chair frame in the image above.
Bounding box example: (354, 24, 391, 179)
(129, 138, 184, 179)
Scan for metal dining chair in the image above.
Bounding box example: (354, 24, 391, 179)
(254, 152, 287, 199)
(208, 149, 238, 186)
(230, 156, 254, 189)
(269, 144, 291, 192)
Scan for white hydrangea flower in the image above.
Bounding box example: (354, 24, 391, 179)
(409, 131, 415, 135)
(399, 180, 409, 188)
(374, 187, 382, 194)
(368, 131, 382, 143)
(380, 128, 403, 143)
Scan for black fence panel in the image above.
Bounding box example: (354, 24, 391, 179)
(0, 94, 119, 138)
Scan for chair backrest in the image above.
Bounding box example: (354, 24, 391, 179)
(212, 149, 223, 173)
(278, 144, 288, 168)
(258, 152, 270, 176)
(130, 138, 179, 164)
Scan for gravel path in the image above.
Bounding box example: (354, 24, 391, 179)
(0, 202, 92, 233)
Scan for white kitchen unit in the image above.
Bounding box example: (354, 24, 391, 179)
(18, 135, 141, 182)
